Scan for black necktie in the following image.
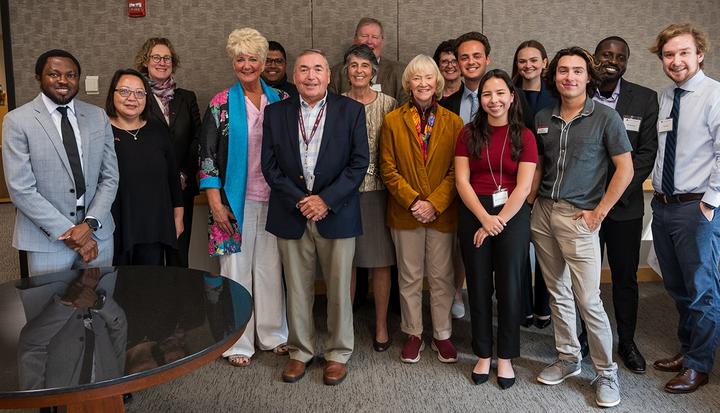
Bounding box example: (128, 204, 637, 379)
(57, 106, 85, 199)
(661, 88, 684, 196)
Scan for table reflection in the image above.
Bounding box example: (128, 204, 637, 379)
(4, 266, 251, 396)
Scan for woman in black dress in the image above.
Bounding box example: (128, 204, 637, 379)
(105, 68, 183, 265)
(134, 38, 201, 268)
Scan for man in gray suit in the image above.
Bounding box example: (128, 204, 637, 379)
(2, 49, 118, 275)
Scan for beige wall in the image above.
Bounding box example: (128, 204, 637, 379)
(8, 0, 720, 111)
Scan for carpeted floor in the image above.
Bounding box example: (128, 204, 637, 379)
(1, 203, 719, 412)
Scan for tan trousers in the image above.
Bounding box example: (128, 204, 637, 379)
(530, 198, 618, 375)
(277, 220, 355, 364)
(391, 227, 455, 340)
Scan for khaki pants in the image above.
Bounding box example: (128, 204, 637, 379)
(277, 221, 355, 364)
(391, 227, 455, 340)
(530, 198, 617, 375)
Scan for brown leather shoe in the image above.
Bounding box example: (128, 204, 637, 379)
(664, 368, 709, 394)
(653, 353, 684, 372)
(323, 361, 348, 385)
(282, 359, 310, 383)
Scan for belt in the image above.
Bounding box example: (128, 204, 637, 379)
(653, 192, 703, 204)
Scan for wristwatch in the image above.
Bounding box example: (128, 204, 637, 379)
(84, 217, 100, 231)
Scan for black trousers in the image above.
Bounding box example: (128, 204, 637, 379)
(599, 216, 643, 345)
(458, 200, 529, 359)
(166, 192, 195, 268)
(521, 243, 551, 318)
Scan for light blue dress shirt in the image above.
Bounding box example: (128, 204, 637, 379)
(651, 70, 720, 207)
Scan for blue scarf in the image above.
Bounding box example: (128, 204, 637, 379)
(225, 79, 282, 230)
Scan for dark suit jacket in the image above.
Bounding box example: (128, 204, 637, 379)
(261, 92, 369, 240)
(606, 78, 658, 221)
(147, 88, 201, 196)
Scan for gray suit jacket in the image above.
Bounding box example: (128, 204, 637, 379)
(2, 94, 119, 252)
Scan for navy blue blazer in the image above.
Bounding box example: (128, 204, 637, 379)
(605, 78, 658, 221)
(261, 92, 369, 240)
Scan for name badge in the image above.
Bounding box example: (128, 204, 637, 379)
(366, 163, 376, 176)
(536, 125, 549, 134)
(623, 116, 641, 132)
(658, 118, 673, 133)
(371, 83, 382, 92)
(492, 188, 509, 207)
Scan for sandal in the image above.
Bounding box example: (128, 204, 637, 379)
(227, 355, 251, 367)
(273, 343, 289, 355)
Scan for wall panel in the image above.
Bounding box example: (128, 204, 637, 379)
(483, 0, 719, 91)
(397, 0, 482, 64)
(312, 0, 399, 67)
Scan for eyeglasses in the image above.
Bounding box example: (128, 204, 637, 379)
(149, 55, 172, 64)
(266, 58, 285, 65)
(439, 59, 458, 67)
(115, 88, 148, 99)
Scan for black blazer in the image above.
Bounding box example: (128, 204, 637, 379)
(147, 88, 202, 196)
(606, 78, 658, 221)
(261, 92, 369, 240)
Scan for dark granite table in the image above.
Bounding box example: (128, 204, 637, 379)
(0, 266, 252, 412)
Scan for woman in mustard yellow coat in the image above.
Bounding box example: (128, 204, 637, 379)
(379, 54, 464, 365)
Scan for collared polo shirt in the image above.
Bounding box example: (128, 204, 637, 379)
(535, 97, 632, 210)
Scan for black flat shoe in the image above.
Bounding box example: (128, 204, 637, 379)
(521, 316, 534, 328)
(497, 376, 516, 390)
(534, 317, 551, 329)
(471, 371, 489, 385)
(373, 338, 392, 352)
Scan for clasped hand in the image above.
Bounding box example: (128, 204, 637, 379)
(411, 200, 436, 223)
(299, 195, 329, 222)
(58, 223, 98, 263)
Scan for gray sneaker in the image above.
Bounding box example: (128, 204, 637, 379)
(537, 358, 582, 385)
(592, 372, 621, 408)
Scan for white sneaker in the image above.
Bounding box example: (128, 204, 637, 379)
(451, 294, 465, 319)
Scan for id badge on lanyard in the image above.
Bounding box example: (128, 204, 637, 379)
(493, 187, 508, 207)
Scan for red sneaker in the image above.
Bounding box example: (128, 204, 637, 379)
(400, 335, 425, 363)
(431, 338, 458, 363)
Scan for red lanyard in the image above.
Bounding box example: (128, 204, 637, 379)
(298, 104, 326, 147)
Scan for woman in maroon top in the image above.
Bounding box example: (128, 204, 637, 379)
(455, 69, 537, 389)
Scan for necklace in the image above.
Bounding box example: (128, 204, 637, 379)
(121, 127, 141, 140)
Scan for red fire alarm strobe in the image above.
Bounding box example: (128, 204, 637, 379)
(129, 0, 146, 17)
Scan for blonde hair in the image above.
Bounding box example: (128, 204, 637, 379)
(226, 28, 269, 61)
(650, 23, 709, 69)
(401, 54, 445, 100)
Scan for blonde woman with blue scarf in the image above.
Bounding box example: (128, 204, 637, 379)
(199, 28, 289, 367)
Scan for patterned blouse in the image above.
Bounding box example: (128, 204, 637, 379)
(344, 91, 397, 192)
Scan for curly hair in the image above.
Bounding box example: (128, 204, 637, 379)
(134, 37, 180, 75)
(543, 46, 600, 99)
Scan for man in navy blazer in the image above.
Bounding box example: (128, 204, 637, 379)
(261, 49, 369, 386)
(592, 36, 658, 375)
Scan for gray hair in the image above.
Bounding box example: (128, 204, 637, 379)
(342, 44, 378, 82)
